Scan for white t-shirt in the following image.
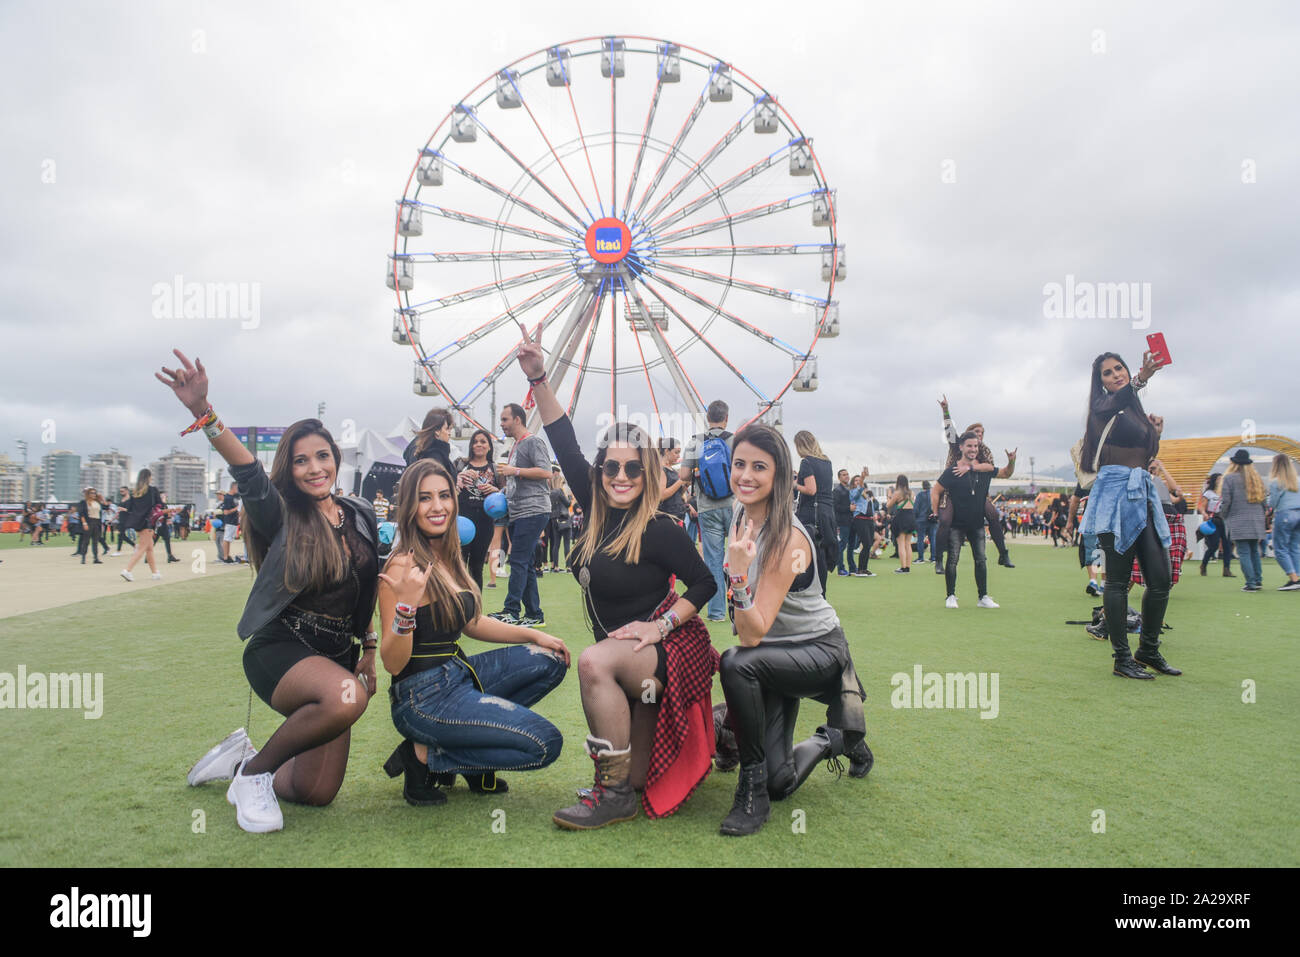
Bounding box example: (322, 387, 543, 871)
(1202, 489, 1221, 515)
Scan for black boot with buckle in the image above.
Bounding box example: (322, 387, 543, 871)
(383, 740, 448, 806)
(720, 763, 771, 836)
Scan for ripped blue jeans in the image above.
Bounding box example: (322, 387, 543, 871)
(390, 644, 566, 774)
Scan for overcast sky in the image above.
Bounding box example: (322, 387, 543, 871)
(2, 0, 1297, 482)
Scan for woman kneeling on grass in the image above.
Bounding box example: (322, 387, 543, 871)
(714, 424, 872, 837)
(165, 350, 380, 833)
(377, 458, 569, 805)
(511, 330, 718, 829)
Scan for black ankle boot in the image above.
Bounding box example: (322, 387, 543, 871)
(845, 735, 874, 778)
(462, 772, 509, 794)
(1112, 656, 1155, 680)
(1134, 645, 1181, 676)
(383, 740, 447, 806)
(719, 763, 770, 836)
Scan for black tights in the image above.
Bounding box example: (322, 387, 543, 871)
(245, 657, 369, 806)
(1099, 509, 1171, 659)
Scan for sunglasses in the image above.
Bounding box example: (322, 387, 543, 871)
(600, 459, 644, 480)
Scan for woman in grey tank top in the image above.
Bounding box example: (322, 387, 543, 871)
(714, 425, 872, 837)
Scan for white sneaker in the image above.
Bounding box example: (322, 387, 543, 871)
(978, 595, 1000, 608)
(188, 728, 256, 786)
(110, 551, 123, 557)
(226, 759, 283, 833)
(945, 595, 959, 609)
(120, 570, 134, 582)
(151, 572, 162, 580)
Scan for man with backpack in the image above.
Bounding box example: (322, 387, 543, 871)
(681, 400, 734, 621)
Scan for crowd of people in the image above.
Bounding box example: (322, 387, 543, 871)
(129, 341, 1295, 842)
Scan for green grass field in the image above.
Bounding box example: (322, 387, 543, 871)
(1, 544, 1295, 867)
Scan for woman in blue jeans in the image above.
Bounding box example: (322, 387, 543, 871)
(379, 459, 570, 805)
(1268, 454, 1300, 590)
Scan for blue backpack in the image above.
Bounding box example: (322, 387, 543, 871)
(378, 522, 398, 546)
(696, 432, 732, 500)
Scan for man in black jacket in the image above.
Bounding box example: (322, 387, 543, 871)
(833, 469, 855, 575)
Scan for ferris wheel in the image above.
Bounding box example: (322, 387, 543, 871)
(387, 35, 843, 440)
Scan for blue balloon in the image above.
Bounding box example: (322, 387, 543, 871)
(484, 491, 508, 520)
(457, 515, 476, 544)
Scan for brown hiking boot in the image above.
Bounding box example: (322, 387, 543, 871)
(553, 735, 639, 831)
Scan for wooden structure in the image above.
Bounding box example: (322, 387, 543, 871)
(1156, 434, 1300, 498)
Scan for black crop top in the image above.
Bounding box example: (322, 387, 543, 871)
(395, 592, 477, 682)
(289, 518, 378, 620)
(1089, 384, 1159, 469)
(544, 415, 718, 638)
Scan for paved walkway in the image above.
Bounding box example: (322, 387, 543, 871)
(0, 539, 249, 619)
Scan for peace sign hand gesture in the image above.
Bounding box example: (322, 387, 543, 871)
(516, 324, 546, 380)
(377, 551, 435, 607)
(156, 349, 211, 417)
(727, 518, 758, 573)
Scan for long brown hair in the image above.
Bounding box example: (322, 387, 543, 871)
(410, 407, 453, 457)
(386, 459, 481, 630)
(734, 424, 795, 578)
(1080, 352, 1154, 468)
(243, 418, 349, 593)
(132, 468, 152, 498)
(572, 422, 664, 567)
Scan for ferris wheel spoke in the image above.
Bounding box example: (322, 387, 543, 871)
(620, 71, 667, 219)
(458, 286, 583, 406)
(500, 72, 599, 221)
(648, 259, 827, 310)
(628, 64, 718, 225)
(615, 277, 665, 424)
(619, 272, 706, 412)
(645, 141, 795, 234)
(408, 249, 576, 263)
(410, 262, 574, 312)
(652, 242, 825, 258)
(651, 190, 819, 244)
(563, 80, 605, 218)
(642, 271, 804, 357)
(416, 201, 577, 246)
(440, 155, 586, 239)
(464, 106, 591, 229)
(639, 105, 761, 229)
(427, 275, 581, 359)
(564, 281, 608, 417)
(634, 276, 768, 402)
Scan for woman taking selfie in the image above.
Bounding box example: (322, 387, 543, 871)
(1078, 351, 1181, 680)
(378, 458, 568, 805)
(512, 330, 718, 829)
(162, 350, 381, 833)
(715, 424, 871, 836)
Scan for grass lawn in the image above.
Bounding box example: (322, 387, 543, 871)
(1, 544, 1295, 867)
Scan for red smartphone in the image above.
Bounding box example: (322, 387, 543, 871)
(1146, 332, 1172, 367)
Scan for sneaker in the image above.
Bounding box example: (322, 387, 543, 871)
(487, 611, 520, 624)
(977, 595, 999, 609)
(188, 728, 257, 786)
(517, 615, 546, 628)
(893, 567, 910, 574)
(120, 570, 134, 582)
(853, 570, 876, 578)
(945, 595, 958, 609)
(706, 614, 728, 622)
(1279, 581, 1300, 591)
(837, 570, 850, 577)
(1241, 585, 1260, 592)
(1085, 581, 1102, 597)
(151, 572, 162, 580)
(486, 582, 497, 588)
(110, 551, 123, 557)
(226, 759, 284, 833)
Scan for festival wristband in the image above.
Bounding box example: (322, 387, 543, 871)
(395, 602, 417, 618)
(528, 375, 548, 386)
(180, 405, 217, 437)
(203, 417, 226, 441)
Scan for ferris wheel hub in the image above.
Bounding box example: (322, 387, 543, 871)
(585, 217, 632, 264)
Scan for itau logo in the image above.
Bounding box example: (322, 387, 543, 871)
(594, 226, 622, 254)
(585, 218, 631, 265)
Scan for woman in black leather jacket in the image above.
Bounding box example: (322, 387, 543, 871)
(160, 350, 379, 833)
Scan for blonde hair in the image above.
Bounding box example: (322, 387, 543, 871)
(793, 430, 828, 461)
(132, 468, 152, 498)
(572, 423, 664, 567)
(1225, 461, 1267, 504)
(1269, 454, 1299, 494)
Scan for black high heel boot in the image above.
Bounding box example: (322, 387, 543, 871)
(383, 740, 447, 806)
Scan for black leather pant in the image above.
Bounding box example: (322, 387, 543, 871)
(718, 628, 866, 799)
(1099, 506, 1171, 659)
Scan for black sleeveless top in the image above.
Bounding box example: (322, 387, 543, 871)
(395, 592, 476, 683)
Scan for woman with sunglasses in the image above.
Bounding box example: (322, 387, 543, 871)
(512, 331, 717, 829)
(715, 423, 871, 836)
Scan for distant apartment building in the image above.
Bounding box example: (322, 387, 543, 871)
(152, 448, 207, 506)
(82, 451, 132, 497)
(40, 451, 82, 502)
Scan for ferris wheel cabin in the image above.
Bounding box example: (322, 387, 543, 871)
(496, 70, 522, 109)
(451, 105, 476, 143)
(821, 245, 846, 281)
(601, 38, 626, 78)
(792, 356, 819, 392)
(709, 64, 733, 102)
(413, 360, 441, 396)
(658, 42, 681, 82)
(546, 47, 572, 86)
(386, 255, 414, 291)
(416, 150, 444, 187)
(754, 95, 779, 134)
(393, 308, 420, 346)
(398, 200, 423, 237)
(812, 189, 835, 227)
(790, 139, 813, 176)
(818, 303, 840, 338)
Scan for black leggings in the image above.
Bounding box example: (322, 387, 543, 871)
(1099, 507, 1171, 659)
(78, 519, 102, 560)
(547, 519, 571, 566)
(1200, 515, 1233, 572)
(718, 628, 865, 799)
(460, 508, 494, 592)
